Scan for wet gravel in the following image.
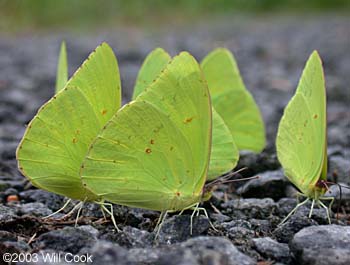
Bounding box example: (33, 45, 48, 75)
(0, 15, 349, 265)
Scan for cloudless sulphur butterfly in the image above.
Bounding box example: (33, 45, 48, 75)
(276, 50, 332, 224)
(132, 48, 239, 181)
(17, 43, 121, 226)
(81, 52, 216, 233)
(201, 48, 266, 153)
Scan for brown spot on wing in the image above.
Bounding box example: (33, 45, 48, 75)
(313, 114, 318, 119)
(184, 117, 194, 124)
(150, 139, 155, 144)
(72, 138, 78, 144)
(102, 109, 108, 115)
(145, 148, 152, 154)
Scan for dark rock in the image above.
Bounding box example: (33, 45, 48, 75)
(277, 197, 333, 224)
(252, 237, 291, 264)
(237, 152, 280, 177)
(0, 240, 31, 256)
(4, 187, 20, 196)
(35, 227, 97, 254)
(0, 230, 17, 242)
(237, 170, 289, 200)
(290, 225, 350, 265)
(19, 189, 64, 211)
(0, 180, 10, 191)
(101, 226, 152, 248)
(17, 202, 52, 217)
(222, 198, 277, 219)
(177, 236, 255, 265)
(210, 213, 232, 224)
(156, 215, 210, 244)
(249, 219, 272, 236)
(0, 204, 18, 222)
(273, 216, 318, 243)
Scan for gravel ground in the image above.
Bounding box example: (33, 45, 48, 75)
(0, 15, 349, 265)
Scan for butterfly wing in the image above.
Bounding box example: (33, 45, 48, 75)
(132, 48, 171, 100)
(81, 52, 212, 211)
(208, 108, 238, 180)
(55, 41, 68, 93)
(276, 51, 326, 197)
(16, 43, 121, 201)
(201, 48, 266, 152)
(295, 51, 327, 182)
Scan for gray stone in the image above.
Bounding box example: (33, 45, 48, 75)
(17, 202, 52, 217)
(252, 237, 291, 264)
(100, 226, 152, 248)
(156, 215, 210, 244)
(0, 204, 17, 222)
(290, 225, 350, 265)
(35, 227, 98, 254)
(178, 236, 255, 265)
(329, 156, 350, 184)
(237, 152, 280, 176)
(222, 198, 277, 219)
(81, 241, 132, 265)
(19, 189, 64, 211)
(273, 216, 318, 243)
(277, 198, 333, 225)
(237, 170, 288, 200)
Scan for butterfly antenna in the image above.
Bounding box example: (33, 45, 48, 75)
(220, 175, 260, 185)
(337, 183, 342, 219)
(205, 167, 249, 188)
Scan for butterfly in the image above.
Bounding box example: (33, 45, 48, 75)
(276, 50, 333, 224)
(201, 48, 266, 153)
(132, 48, 239, 181)
(16, 43, 122, 228)
(81, 52, 219, 234)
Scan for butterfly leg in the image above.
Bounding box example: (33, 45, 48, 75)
(195, 207, 217, 232)
(279, 198, 309, 226)
(308, 199, 315, 218)
(103, 203, 120, 232)
(95, 201, 120, 232)
(319, 196, 335, 215)
(318, 200, 332, 224)
(154, 211, 168, 240)
(100, 205, 107, 220)
(60, 201, 83, 220)
(74, 202, 85, 227)
(189, 203, 216, 234)
(190, 203, 200, 235)
(44, 199, 72, 219)
(296, 192, 307, 204)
